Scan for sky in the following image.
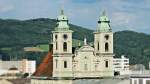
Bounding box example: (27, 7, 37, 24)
(0, 0, 150, 34)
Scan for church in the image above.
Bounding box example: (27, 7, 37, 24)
(52, 9, 114, 78)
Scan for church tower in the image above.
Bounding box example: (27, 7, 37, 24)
(94, 11, 114, 76)
(52, 9, 73, 77)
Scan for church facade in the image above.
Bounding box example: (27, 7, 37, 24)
(52, 10, 114, 78)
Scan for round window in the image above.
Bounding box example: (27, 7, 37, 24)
(105, 35, 109, 40)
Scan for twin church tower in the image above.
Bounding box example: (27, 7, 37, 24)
(52, 9, 114, 78)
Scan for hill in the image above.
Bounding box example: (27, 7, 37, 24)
(0, 18, 150, 68)
(114, 31, 150, 68)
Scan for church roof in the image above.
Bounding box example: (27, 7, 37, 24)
(77, 45, 94, 52)
(97, 10, 112, 32)
(54, 9, 72, 32)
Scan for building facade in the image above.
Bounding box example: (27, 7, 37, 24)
(52, 10, 114, 78)
(130, 75, 150, 84)
(0, 59, 36, 75)
(113, 55, 130, 75)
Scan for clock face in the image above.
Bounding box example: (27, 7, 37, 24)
(63, 34, 68, 40)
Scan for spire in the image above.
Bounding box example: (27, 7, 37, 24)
(84, 38, 87, 45)
(102, 10, 106, 16)
(61, 9, 64, 15)
(55, 9, 70, 31)
(97, 10, 112, 32)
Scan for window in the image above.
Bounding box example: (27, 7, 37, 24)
(63, 42, 67, 52)
(105, 35, 109, 40)
(55, 35, 58, 39)
(64, 61, 67, 68)
(130, 79, 132, 84)
(97, 42, 99, 51)
(63, 34, 68, 40)
(84, 56, 87, 59)
(84, 64, 88, 70)
(95, 64, 98, 71)
(146, 80, 150, 84)
(56, 42, 58, 50)
(105, 43, 109, 52)
(55, 59, 58, 68)
(134, 80, 137, 84)
(105, 61, 108, 68)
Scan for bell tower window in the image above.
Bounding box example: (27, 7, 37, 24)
(63, 42, 67, 52)
(56, 42, 58, 50)
(97, 42, 99, 51)
(55, 35, 58, 40)
(105, 42, 109, 52)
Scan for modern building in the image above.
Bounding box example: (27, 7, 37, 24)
(130, 75, 150, 84)
(113, 55, 130, 75)
(0, 59, 36, 76)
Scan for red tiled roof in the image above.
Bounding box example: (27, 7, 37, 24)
(33, 51, 53, 77)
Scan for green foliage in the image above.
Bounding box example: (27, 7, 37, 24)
(114, 31, 150, 68)
(37, 44, 49, 51)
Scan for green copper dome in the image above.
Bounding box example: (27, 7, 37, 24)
(55, 9, 70, 31)
(97, 11, 112, 32)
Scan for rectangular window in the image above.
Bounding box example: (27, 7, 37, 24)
(130, 79, 132, 84)
(105, 61, 108, 68)
(55, 59, 58, 68)
(139, 79, 143, 84)
(56, 42, 58, 50)
(95, 64, 98, 71)
(146, 80, 150, 84)
(84, 64, 88, 70)
(63, 42, 67, 52)
(64, 61, 67, 68)
(134, 80, 137, 84)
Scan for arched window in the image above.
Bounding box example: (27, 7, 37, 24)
(64, 61, 67, 68)
(105, 61, 108, 68)
(63, 42, 67, 52)
(105, 42, 109, 52)
(97, 42, 99, 51)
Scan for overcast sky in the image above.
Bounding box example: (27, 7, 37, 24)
(0, 0, 150, 34)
